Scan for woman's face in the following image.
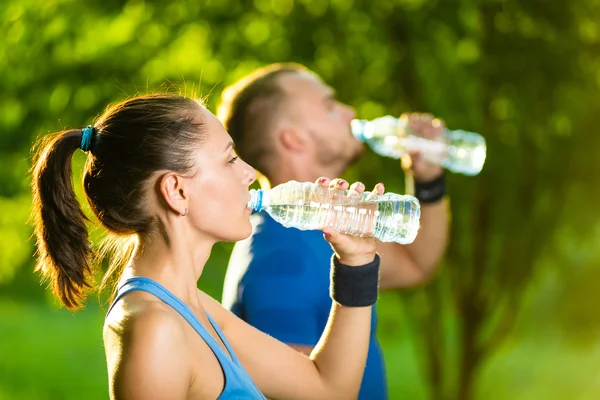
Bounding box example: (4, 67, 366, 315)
(184, 108, 257, 243)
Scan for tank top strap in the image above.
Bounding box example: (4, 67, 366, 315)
(106, 277, 235, 370)
(205, 313, 244, 367)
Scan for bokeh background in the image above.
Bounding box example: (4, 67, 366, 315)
(2, 0, 600, 399)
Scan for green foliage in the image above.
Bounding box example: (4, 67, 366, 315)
(1, 0, 600, 399)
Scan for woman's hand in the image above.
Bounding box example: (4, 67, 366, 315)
(315, 177, 382, 267)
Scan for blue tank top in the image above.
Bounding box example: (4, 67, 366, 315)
(106, 276, 266, 399)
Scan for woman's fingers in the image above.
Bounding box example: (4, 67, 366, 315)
(315, 176, 331, 187)
(347, 181, 364, 201)
(329, 178, 349, 190)
(365, 182, 384, 202)
(349, 181, 365, 193)
(315, 177, 382, 203)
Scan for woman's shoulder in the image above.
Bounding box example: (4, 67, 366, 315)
(103, 292, 193, 398)
(104, 291, 186, 343)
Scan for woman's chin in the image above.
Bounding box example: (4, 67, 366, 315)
(222, 225, 253, 243)
(238, 226, 253, 241)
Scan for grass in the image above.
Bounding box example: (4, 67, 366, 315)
(0, 298, 107, 400)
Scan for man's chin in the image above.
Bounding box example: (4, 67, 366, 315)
(348, 145, 365, 165)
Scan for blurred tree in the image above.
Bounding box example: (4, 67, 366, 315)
(382, 1, 600, 399)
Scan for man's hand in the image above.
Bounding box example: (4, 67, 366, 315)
(400, 112, 445, 182)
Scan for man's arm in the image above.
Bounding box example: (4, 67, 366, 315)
(378, 198, 449, 289)
(377, 112, 450, 289)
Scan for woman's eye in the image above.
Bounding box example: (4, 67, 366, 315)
(228, 156, 239, 164)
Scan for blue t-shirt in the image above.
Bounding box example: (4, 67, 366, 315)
(222, 212, 387, 400)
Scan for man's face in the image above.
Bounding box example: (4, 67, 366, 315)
(277, 71, 363, 170)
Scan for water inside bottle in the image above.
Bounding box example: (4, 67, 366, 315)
(265, 199, 419, 244)
(352, 117, 486, 175)
(363, 132, 485, 176)
(442, 130, 486, 176)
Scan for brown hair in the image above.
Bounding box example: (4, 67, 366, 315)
(30, 94, 206, 310)
(217, 62, 307, 179)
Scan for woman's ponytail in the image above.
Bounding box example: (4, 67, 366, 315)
(30, 129, 93, 310)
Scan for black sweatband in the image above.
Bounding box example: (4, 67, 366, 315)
(330, 254, 380, 307)
(414, 174, 446, 203)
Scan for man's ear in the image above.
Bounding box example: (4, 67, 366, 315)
(279, 126, 310, 152)
(159, 172, 188, 216)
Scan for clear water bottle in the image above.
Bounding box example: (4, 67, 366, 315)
(247, 181, 421, 244)
(351, 115, 487, 176)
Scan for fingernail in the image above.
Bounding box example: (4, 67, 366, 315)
(319, 177, 327, 184)
(337, 180, 347, 186)
(324, 232, 332, 237)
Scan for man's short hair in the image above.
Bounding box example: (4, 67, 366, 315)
(217, 63, 308, 178)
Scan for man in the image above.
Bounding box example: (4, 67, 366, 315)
(219, 63, 449, 399)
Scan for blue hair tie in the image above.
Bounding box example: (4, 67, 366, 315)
(80, 125, 94, 152)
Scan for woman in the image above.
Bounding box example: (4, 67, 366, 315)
(30, 93, 383, 399)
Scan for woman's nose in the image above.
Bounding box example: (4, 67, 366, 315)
(242, 159, 257, 186)
(343, 103, 356, 122)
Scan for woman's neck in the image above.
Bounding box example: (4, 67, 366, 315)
(126, 233, 214, 308)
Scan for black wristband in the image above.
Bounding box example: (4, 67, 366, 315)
(330, 254, 380, 307)
(414, 174, 446, 203)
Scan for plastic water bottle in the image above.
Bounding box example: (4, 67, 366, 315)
(247, 181, 421, 244)
(351, 116, 487, 176)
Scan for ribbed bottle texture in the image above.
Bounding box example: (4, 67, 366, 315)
(248, 181, 421, 244)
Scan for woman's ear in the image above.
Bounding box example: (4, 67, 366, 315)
(159, 172, 188, 216)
